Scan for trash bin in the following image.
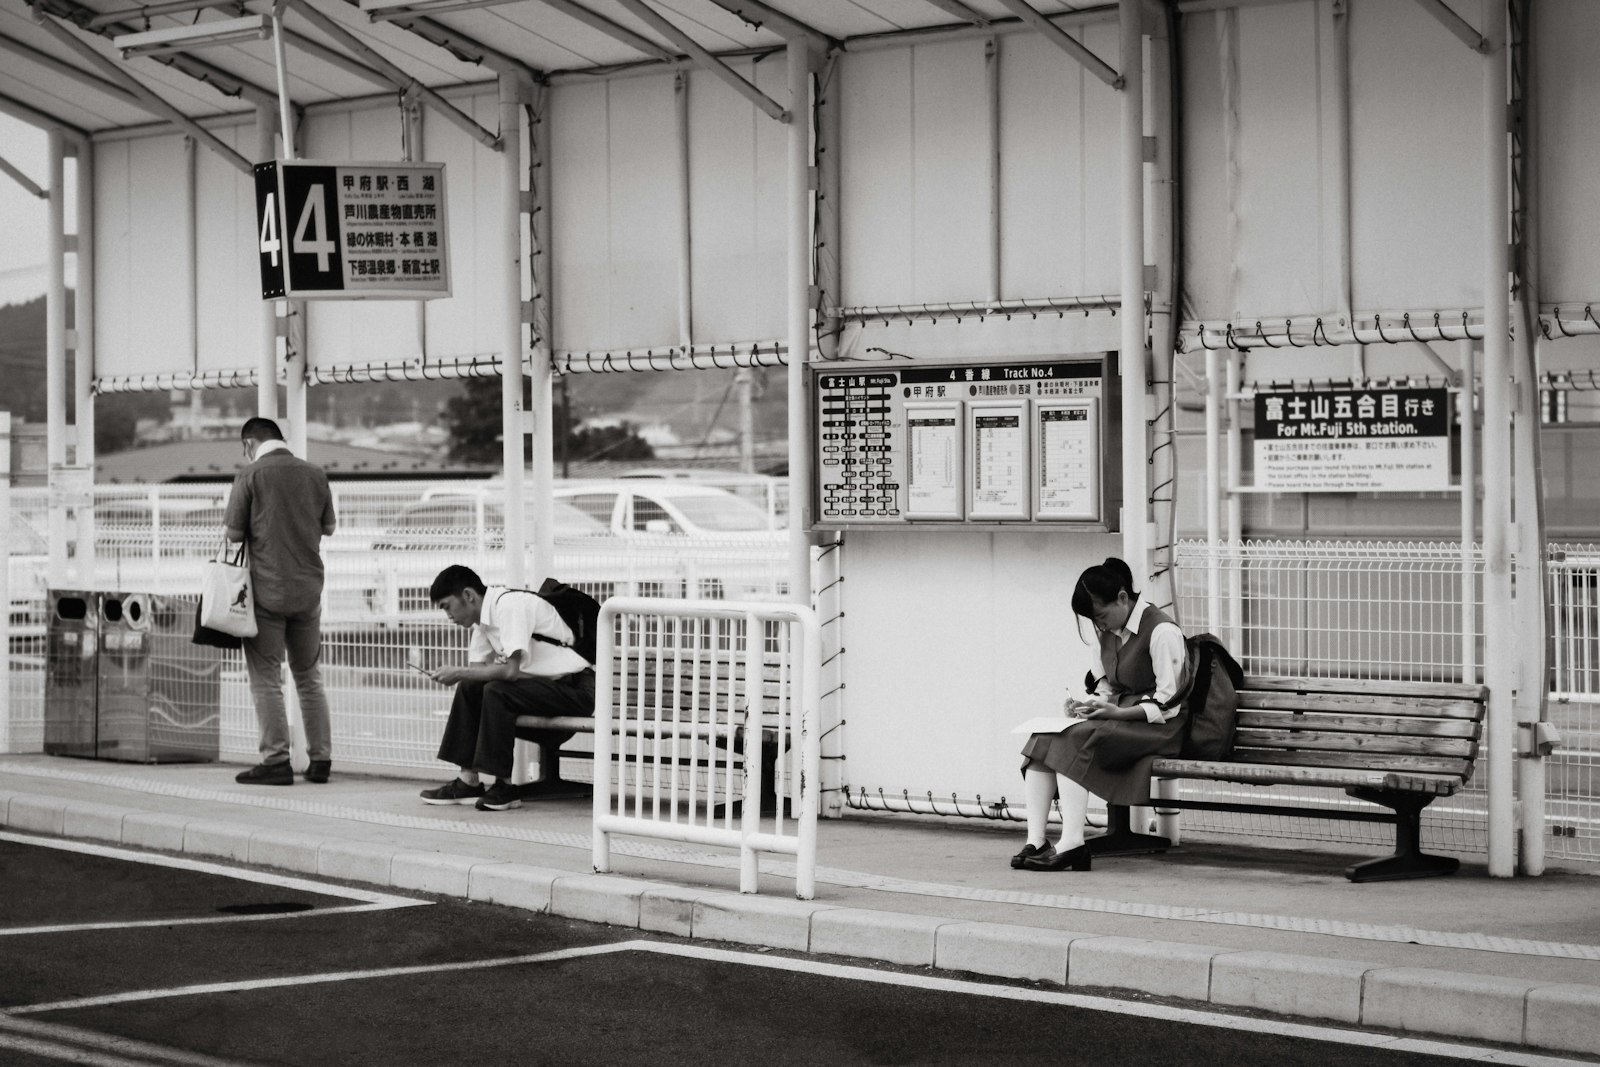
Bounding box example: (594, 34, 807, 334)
(95, 592, 220, 763)
(42, 591, 98, 758)
(43, 590, 221, 763)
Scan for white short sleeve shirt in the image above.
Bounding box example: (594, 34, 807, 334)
(468, 586, 589, 678)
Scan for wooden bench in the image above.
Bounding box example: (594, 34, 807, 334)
(513, 650, 792, 810)
(1088, 676, 1490, 882)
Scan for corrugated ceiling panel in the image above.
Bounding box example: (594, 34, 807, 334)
(1536, 0, 1600, 304)
(92, 132, 190, 378)
(1348, 0, 1481, 311)
(687, 56, 787, 345)
(194, 122, 262, 374)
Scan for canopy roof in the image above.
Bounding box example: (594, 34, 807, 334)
(0, 0, 1104, 135)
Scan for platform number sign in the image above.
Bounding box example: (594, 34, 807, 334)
(254, 159, 450, 301)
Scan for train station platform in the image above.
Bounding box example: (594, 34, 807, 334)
(2, 754, 1597, 1060)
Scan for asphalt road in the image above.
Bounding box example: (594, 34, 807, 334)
(0, 835, 1537, 1067)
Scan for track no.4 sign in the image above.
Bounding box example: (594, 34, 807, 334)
(255, 159, 451, 301)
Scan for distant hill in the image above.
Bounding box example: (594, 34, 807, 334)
(0, 297, 47, 422)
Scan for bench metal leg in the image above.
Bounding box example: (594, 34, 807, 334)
(1344, 788, 1459, 882)
(1087, 805, 1172, 856)
(518, 742, 589, 801)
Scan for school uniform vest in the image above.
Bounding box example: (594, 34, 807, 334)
(1098, 604, 1181, 703)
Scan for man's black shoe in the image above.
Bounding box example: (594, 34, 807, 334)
(475, 780, 523, 811)
(305, 760, 331, 784)
(235, 762, 293, 786)
(420, 778, 487, 805)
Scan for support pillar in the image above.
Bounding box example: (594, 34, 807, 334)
(1119, 0, 1151, 588)
(785, 38, 812, 605)
(72, 140, 97, 584)
(46, 128, 68, 587)
(255, 103, 280, 421)
(499, 73, 529, 589)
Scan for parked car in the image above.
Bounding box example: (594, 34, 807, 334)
(616, 469, 787, 525)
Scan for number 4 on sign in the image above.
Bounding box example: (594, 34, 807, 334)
(259, 191, 280, 267)
(293, 184, 336, 273)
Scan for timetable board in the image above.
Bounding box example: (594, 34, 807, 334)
(811, 356, 1113, 528)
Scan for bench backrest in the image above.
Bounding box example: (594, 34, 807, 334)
(1232, 676, 1490, 784)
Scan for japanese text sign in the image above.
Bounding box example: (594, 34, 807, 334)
(1253, 387, 1452, 492)
(255, 159, 450, 300)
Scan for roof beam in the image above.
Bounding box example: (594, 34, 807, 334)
(991, 0, 1121, 89)
(280, 23, 397, 87)
(334, 0, 540, 83)
(0, 34, 143, 108)
(287, 0, 503, 149)
(31, 11, 255, 173)
(0, 89, 92, 140)
(85, 0, 234, 30)
(528, 0, 674, 61)
(0, 153, 49, 198)
(916, 0, 990, 27)
(703, 0, 835, 51)
(1411, 0, 1489, 53)
(614, 0, 788, 122)
(32, 0, 281, 107)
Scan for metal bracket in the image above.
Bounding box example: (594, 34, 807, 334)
(1517, 721, 1560, 758)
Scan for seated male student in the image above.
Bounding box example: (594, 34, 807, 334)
(419, 565, 595, 811)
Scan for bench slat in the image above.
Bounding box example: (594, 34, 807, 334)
(1236, 711, 1481, 739)
(1232, 728, 1477, 758)
(1228, 747, 1472, 777)
(1241, 675, 1488, 701)
(1237, 692, 1485, 720)
(1151, 758, 1464, 796)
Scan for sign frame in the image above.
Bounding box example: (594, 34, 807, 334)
(904, 400, 965, 521)
(1251, 386, 1455, 493)
(1033, 397, 1101, 521)
(966, 398, 1031, 522)
(255, 158, 451, 301)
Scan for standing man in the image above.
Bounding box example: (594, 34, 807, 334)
(225, 417, 337, 785)
(419, 565, 595, 811)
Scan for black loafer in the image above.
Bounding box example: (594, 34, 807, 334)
(305, 760, 331, 784)
(1022, 843, 1092, 872)
(235, 762, 293, 786)
(1010, 842, 1050, 870)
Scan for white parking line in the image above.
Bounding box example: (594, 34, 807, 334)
(9, 938, 1588, 1066)
(0, 831, 426, 936)
(0, 1014, 252, 1067)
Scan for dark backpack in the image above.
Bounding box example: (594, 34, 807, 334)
(503, 579, 603, 665)
(1172, 633, 1243, 760)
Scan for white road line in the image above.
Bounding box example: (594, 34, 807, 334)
(9, 943, 635, 1016)
(0, 1033, 163, 1066)
(0, 830, 426, 936)
(0, 1015, 254, 1067)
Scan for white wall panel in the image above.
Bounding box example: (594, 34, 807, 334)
(687, 57, 787, 344)
(1179, 11, 1232, 321)
(194, 123, 264, 374)
(842, 530, 1115, 800)
(1076, 21, 1122, 300)
(1536, 0, 1600, 304)
(302, 106, 424, 368)
(840, 48, 915, 307)
(910, 40, 989, 303)
(998, 33, 1087, 298)
(1348, 0, 1480, 311)
(93, 133, 189, 378)
(422, 89, 508, 363)
(550, 74, 678, 352)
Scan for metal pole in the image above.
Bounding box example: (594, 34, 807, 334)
(255, 104, 280, 420)
(1205, 347, 1221, 633)
(1225, 350, 1243, 648)
(1480, 0, 1514, 878)
(1459, 338, 1476, 684)
(46, 129, 68, 588)
(0, 413, 10, 753)
(272, 10, 307, 456)
(674, 70, 693, 351)
(1119, 0, 1149, 587)
(499, 73, 528, 590)
(72, 141, 97, 584)
(986, 36, 1001, 303)
(786, 39, 812, 606)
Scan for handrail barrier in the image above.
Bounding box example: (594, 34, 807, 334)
(591, 597, 821, 898)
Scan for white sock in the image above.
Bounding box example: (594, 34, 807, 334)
(1024, 764, 1056, 847)
(1055, 776, 1089, 850)
(458, 770, 481, 786)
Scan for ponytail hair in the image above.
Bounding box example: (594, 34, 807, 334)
(1070, 556, 1137, 620)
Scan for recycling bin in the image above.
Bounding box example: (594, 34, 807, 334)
(44, 590, 221, 763)
(42, 591, 98, 758)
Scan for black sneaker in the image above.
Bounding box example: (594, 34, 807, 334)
(475, 779, 523, 811)
(235, 762, 293, 786)
(420, 778, 487, 805)
(305, 760, 331, 784)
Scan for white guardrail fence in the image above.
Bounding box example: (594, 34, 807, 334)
(591, 598, 821, 899)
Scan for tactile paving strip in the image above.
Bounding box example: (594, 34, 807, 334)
(4, 760, 1597, 962)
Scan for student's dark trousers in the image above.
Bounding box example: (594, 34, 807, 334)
(436, 670, 596, 780)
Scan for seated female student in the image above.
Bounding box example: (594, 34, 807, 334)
(1013, 556, 1191, 872)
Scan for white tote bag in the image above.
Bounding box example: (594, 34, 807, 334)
(199, 541, 258, 638)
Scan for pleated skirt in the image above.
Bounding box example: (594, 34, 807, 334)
(1020, 713, 1185, 807)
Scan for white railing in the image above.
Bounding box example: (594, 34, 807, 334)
(591, 598, 821, 899)
(1551, 546, 1600, 704)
